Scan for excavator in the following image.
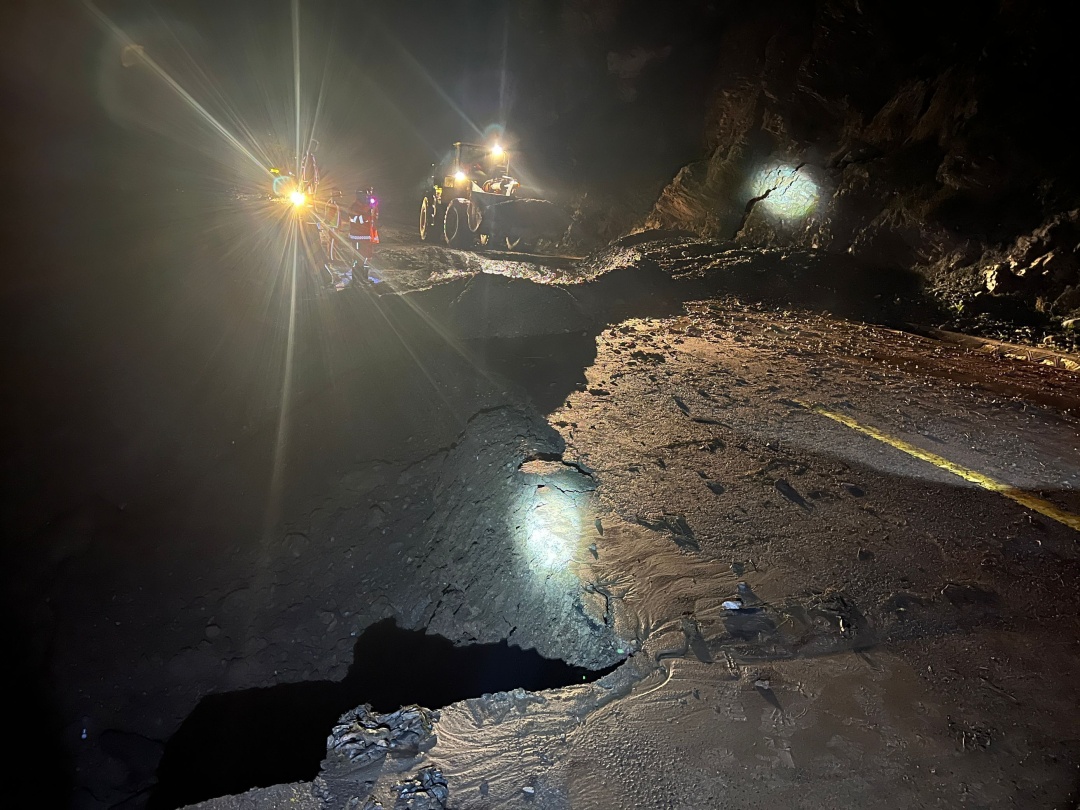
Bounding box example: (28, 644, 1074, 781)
(418, 141, 568, 252)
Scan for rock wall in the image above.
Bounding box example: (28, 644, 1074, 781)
(641, 0, 1080, 326)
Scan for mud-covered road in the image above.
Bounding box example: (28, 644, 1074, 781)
(10, 211, 1080, 809)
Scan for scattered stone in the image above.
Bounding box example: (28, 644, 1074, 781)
(673, 395, 691, 414)
(328, 705, 439, 768)
(587, 543, 598, 559)
(691, 416, 724, 425)
(594, 517, 604, 536)
(634, 512, 699, 551)
(774, 478, 810, 510)
(736, 581, 763, 607)
(841, 482, 865, 497)
(204, 624, 221, 640)
(857, 548, 875, 561)
(704, 479, 725, 495)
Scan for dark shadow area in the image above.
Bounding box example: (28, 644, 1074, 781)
(660, 244, 944, 328)
(5, 593, 73, 809)
(469, 332, 597, 415)
(148, 619, 619, 810)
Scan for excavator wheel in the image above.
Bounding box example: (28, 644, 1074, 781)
(419, 196, 441, 243)
(443, 198, 475, 248)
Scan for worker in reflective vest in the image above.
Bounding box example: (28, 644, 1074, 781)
(348, 187, 380, 263)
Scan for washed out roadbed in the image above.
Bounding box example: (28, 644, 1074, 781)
(196, 279, 1080, 806)
(28, 225, 1080, 809)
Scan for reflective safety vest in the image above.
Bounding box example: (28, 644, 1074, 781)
(349, 200, 379, 243)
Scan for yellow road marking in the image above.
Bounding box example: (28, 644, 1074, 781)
(798, 401, 1080, 533)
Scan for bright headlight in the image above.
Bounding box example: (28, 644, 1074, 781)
(490, 143, 504, 158)
(289, 190, 307, 207)
(454, 170, 467, 183)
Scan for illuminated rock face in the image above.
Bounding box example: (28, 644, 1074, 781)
(748, 164, 820, 223)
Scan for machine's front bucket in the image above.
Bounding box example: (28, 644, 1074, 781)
(483, 198, 570, 243)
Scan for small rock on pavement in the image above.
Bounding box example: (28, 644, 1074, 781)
(774, 479, 810, 510)
(204, 624, 221, 640)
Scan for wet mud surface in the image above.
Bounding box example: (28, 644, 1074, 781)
(6, 211, 1080, 809)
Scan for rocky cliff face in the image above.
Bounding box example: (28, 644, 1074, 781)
(640, 0, 1079, 333)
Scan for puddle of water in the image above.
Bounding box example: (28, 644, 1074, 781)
(148, 619, 616, 810)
